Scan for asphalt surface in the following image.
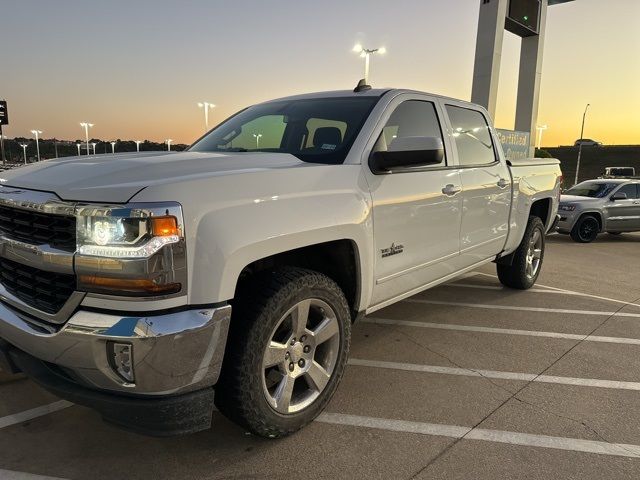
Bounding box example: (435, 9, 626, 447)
(1, 232, 640, 480)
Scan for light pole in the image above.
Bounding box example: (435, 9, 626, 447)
(197, 102, 216, 131)
(76, 143, 81, 156)
(19, 144, 28, 164)
(352, 44, 386, 84)
(80, 122, 94, 156)
(110, 141, 116, 154)
(574, 104, 590, 186)
(0, 135, 7, 165)
(91, 142, 97, 155)
(135, 140, 142, 153)
(536, 125, 548, 150)
(166, 139, 173, 151)
(30, 130, 43, 161)
(253, 133, 262, 149)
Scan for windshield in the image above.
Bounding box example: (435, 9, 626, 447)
(565, 182, 618, 198)
(189, 97, 379, 164)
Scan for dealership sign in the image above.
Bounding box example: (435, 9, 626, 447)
(0, 101, 8, 126)
(496, 129, 530, 160)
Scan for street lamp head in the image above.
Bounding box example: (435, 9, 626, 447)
(20, 144, 27, 148)
(352, 44, 363, 53)
(377, 47, 387, 55)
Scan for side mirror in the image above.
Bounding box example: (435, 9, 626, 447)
(370, 136, 444, 174)
(611, 192, 628, 201)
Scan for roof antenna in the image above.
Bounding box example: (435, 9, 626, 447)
(354, 78, 371, 93)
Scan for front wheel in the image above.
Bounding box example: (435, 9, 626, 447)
(570, 215, 600, 243)
(497, 216, 545, 290)
(215, 267, 351, 438)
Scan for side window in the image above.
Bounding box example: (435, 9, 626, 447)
(446, 105, 497, 166)
(616, 184, 639, 199)
(372, 100, 445, 167)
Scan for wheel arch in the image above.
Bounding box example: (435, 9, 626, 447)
(233, 239, 363, 321)
(575, 211, 604, 231)
(529, 198, 552, 230)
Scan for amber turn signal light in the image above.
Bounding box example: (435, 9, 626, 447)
(79, 275, 181, 296)
(151, 216, 179, 237)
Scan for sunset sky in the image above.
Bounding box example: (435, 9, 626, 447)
(1, 0, 638, 147)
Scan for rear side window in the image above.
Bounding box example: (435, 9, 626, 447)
(372, 100, 445, 167)
(446, 105, 496, 166)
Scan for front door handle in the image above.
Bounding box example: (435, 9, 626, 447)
(497, 178, 509, 189)
(442, 184, 462, 196)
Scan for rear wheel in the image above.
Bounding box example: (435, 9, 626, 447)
(215, 267, 351, 438)
(497, 216, 545, 290)
(570, 215, 600, 243)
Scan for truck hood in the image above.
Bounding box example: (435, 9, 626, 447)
(560, 195, 602, 203)
(0, 151, 307, 203)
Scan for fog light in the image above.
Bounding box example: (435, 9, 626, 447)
(108, 342, 135, 383)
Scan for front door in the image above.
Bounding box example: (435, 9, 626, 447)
(365, 96, 462, 307)
(606, 183, 640, 231)
(444, 104, 511, 265)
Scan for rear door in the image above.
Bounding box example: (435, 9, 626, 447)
(443, 103, 511, 265)
(365, 94, 462, 307)
(606, 183, 640, 231)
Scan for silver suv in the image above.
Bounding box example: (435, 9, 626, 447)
(557, 179, 640, 242)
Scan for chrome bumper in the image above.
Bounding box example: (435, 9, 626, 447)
(0, 302, 231, 395)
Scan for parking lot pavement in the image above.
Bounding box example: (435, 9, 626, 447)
(1, 232, 640, 480)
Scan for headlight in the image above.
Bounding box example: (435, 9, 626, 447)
(558, 204, 576, 212)
(75, 202, 186, 297)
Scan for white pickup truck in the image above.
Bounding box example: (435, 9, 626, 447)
(0, 87, 561, 437)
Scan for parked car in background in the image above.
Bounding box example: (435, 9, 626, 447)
(557, 179, 640, 242)
(574, 138, 602, 147)
(601, 166, 637, 178)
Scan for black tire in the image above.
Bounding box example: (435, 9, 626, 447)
(215, 267, 351, 438)
(570, 215, 600, 243)
(497, 216, 545, 290)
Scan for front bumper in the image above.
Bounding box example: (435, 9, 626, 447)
(0, 302, 231, 395)
(2, 345, 217, 436)
(556, 210, 579, 233)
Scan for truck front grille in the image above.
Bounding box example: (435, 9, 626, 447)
(0, 205, 76, 252)
(0, 258, 76, 314)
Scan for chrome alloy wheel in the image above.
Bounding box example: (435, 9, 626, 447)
(262, 298, 341, 414)
(525, 228, 543, 279)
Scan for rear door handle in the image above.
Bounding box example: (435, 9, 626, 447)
(442, 184, 462, 196)
(497, 178, 509, 189)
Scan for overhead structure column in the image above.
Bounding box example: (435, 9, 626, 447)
(471, 0, 509, 120)
(515, 0, 549, 156)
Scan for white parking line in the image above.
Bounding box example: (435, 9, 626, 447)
(363, 317, 640, 346)
(404, 299, 640, 318)
(349, 358, 640, 391)
(317, 413, 640, 458)
(445, 283, 582, 295)
(0, 469, 67, 480)
(470, 271, 640, 309)
(0, 400, 73, 430)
